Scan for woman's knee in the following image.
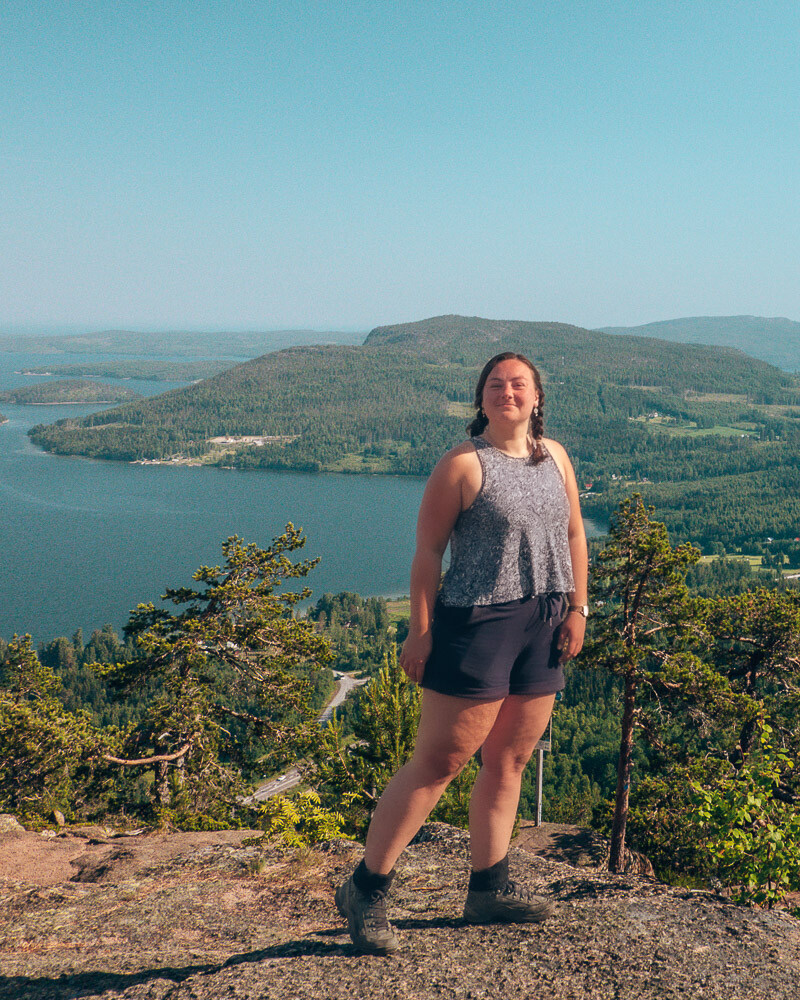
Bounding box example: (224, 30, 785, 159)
(412, 744, 474, 785)
(479, 744, 534, 780)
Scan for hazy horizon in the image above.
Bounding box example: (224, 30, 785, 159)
(0, 323, 369, 338)
(3, 312, 800, 343)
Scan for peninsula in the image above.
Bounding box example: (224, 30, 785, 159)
(27, 315, 800, 555)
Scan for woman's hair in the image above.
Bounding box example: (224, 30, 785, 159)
(466, 351, 546, 464)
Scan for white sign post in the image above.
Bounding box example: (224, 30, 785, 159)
(533, 718, 552, 827)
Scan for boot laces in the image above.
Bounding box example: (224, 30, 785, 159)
(501, 880, 532, 901)
(364, 889, 390, 929)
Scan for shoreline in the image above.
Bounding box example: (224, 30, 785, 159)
(15, 399, 133, 405)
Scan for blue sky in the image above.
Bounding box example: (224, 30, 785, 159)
(2, 1, 799, 333)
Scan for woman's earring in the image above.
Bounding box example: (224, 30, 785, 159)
(533, 405, 539, 416)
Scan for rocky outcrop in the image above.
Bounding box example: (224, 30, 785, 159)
(1, 821, 799, 1000)
(0, 814, 26, 835)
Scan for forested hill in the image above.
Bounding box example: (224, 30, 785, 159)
(596, 315, 800, 372)
(364, 314, 792, 391)
(28, 315, 800, 553)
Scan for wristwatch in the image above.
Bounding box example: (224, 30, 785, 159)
(567, 604, 590, 618)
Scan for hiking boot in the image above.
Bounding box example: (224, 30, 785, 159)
(463, 880, 554, 924)
(335, 875, 400, 954)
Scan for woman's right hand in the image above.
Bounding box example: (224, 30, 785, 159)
(399, 631, 433, 684)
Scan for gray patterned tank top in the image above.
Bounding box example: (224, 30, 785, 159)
(439, 436, 575, 606)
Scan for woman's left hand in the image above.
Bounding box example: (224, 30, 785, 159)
(556, 612, 586, 663)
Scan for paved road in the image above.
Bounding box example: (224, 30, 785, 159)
(242, 671, 369, 804)
(241, 766, 302, 804)
(318, 671, 368, 724)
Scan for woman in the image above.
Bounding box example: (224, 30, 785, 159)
(336, 352, 588, 954)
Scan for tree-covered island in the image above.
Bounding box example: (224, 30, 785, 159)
(17, 359, 238, 381)
(2, 378, 141, 405)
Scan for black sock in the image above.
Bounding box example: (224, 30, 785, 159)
(353, 858, 395, 894)
(469, 855, 509, 892)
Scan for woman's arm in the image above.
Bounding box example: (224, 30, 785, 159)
(399, 448, 471, 682)
(544, 439, 588, 662)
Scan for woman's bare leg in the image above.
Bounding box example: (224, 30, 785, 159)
(467, 693, 556, 870)
(364, 690, 503, 874)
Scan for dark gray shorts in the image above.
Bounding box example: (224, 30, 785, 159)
(421, 592, 567, 700)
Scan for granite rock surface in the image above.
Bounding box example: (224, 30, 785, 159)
(1, 821, 798, 1000)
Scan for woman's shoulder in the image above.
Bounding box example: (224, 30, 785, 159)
(541, 436, 568, 460)
(541, 437, 574, 484)
(447, 438, 480, 460)
(429, 439, 481, 482)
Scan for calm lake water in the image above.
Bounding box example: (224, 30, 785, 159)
(0, 348, 600, 644)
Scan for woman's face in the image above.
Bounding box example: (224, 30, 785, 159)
(481, 359, 539, 427)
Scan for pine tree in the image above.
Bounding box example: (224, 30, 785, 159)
(585, 494, 732, 871)
(312, 644, 420, 835)
(0, 636, 98, 821)
(98, 525, 331, 823)
(705, 589, 800, 772)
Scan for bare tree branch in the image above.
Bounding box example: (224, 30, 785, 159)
(103, 743, 191, 766)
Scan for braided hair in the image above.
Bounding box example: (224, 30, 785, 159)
(466, 352, 547, 465)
